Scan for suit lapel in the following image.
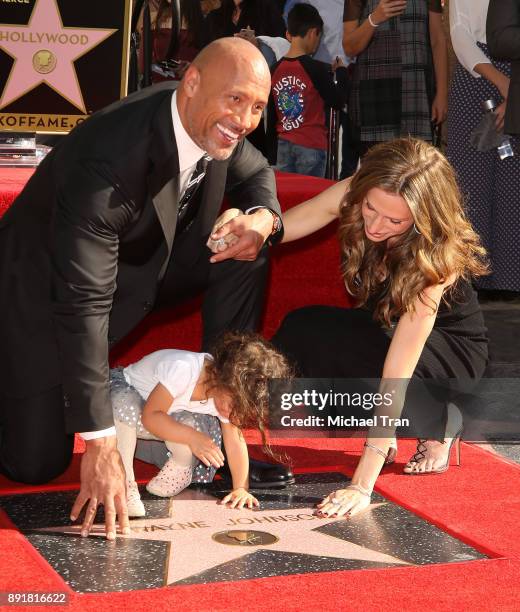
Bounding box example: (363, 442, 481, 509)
(146, 85, 228, 264)
(152, 176, 179, 259)
(147, 88, 180, 269)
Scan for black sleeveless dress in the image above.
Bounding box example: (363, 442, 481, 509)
(272, 278, 489, 382)
(272, 280, 488, 438)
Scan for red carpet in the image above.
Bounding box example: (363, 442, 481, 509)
(1, 169, 520, 608)
(1, 437, 520, 610)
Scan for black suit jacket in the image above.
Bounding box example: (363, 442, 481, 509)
(487, 0, 520, 134)
(0, 82, 280, 433)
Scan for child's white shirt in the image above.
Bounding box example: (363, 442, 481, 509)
(123, 349, 229, 423)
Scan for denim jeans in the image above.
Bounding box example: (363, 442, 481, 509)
(276, 139, 327, 178)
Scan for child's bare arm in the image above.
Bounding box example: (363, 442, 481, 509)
(141, 383, 198, 443)
(220, 423, 259, 509)
(221, 423, 249, 488)
(141, 383, 224, 468)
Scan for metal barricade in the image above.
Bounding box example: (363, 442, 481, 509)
(326, 106, 341, 180)
(326, 65, 342, 181)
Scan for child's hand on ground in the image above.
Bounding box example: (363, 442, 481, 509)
(221, 487, 259, 509)
(189, 431, 225, 468)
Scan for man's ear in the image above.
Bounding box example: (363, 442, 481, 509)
(285, 30, 292, 42)
(182, 64, 201, 98)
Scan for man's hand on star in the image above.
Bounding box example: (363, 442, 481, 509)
(209, 209, 274, 263)
(70, 436, 130, 540)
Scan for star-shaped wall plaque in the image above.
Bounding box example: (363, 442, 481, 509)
(0, 0, 131, 133)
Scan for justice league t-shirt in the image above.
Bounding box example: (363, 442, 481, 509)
(270, 55, 348, 150)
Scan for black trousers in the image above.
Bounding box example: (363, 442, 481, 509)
(0, 227, 270, 484)
(156, 224, 270, 351)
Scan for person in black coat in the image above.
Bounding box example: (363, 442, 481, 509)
(204, 0, 286, 41)
(487, 0, 520, 134)
(0, 37, 285, 539)
(203, 0, 287, 156)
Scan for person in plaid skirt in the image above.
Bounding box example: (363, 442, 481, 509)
(342, 0, 448, 157)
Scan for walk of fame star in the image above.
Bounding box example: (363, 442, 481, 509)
(39, 487, 409, 584)
(0, 0, 117, 112)
(0, 474, 486, 592)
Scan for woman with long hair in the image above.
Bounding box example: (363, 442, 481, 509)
(271, 138, 489, 518)
(140, 0, 207, 72)
(168, 0, 207, 61)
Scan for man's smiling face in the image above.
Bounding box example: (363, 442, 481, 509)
(182, 50, 270, 161)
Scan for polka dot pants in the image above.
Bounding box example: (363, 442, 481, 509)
(446, 44, 520, 291)
(109, 367, 222, 484)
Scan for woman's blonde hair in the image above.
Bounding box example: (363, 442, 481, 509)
(339, 138, 488, 327)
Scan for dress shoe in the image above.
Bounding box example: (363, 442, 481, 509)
(219, 458, 295, 489)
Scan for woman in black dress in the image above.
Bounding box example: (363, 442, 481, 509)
(272, 138, 488, 519)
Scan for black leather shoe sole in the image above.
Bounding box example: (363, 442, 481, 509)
(247, 475, 296, 489)
(218, 459, 295, 489)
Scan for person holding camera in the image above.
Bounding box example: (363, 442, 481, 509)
(447, 0, 520, 300)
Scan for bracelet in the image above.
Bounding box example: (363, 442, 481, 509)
(368, 13, 380, 28)
(245, 206, 282, 236)
(265, 208, 283, 236)
(364, 441, 388, 460)
(347, 483, 372, 498)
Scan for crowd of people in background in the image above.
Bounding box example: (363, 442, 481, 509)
(136, 0, 519, 298)
(2, 1, 519, 539)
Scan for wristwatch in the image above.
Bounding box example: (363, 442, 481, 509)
(245, 206, 284, 246)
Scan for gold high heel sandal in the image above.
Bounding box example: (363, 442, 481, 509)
(404, 402, 463, 475)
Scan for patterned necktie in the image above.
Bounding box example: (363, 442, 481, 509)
(177, 156, 208, 222)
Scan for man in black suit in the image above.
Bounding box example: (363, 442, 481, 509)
(487, 0, 520, 135)
(0, 37, 288, 539)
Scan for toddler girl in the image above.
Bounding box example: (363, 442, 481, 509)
(110, 331, 292, 517)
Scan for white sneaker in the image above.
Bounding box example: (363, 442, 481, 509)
(146, 458, 192, 497)
(126, 480, 146, 517)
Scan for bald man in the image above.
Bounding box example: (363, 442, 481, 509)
(0, 38, 289, 539)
